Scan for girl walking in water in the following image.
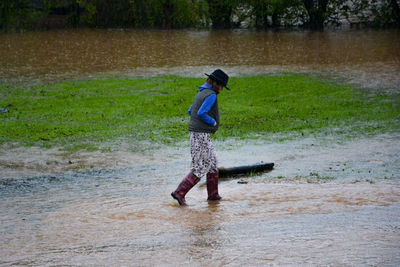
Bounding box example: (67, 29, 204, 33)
(171, 69, 230, 206)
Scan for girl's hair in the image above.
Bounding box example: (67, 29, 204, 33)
(207, 77, 222, 86)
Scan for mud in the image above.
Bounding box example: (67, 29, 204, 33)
(0, 144, 171, 179)
(1, 134, 399, 182)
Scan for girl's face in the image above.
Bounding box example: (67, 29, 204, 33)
(212, 81, 224, 93)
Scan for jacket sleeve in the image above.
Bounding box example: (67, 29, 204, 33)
(197, 94, 217, 125)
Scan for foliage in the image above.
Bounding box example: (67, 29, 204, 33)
(0, 0, 47, 32)
(345, 0, 400, 27)
(0, 0, 207, 31)
(207, 0, 241, 28)
(246, 0, 306, 28)
(0, 75, 399, 151)
(302, 0, 329, 29)
(1, 0, 399, 31)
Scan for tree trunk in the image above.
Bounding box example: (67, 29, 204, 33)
(303, 0, 328, 30)
(163, 0, 173, 29)
(391, 0, 400, 26)
(272, 10, 279, 27)
(254, 1, 269, 29)
(71, 1, 80, 28)
(1, 0, 11, 33)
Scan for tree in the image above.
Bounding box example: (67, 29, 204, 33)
(0, 0, 47, 32)
(0, 0, 11, 32)
(160, 0, 201, 29)
(2, 0, 399, 31)
(302, 0, 329, 29)
(207, 0, 236, 28)
(248, 0, 268, 29)
(246, 0, 306, 29)
(342, 0, 400, 27)
(392, 0, 400, 26)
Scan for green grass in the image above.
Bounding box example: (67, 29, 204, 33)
(0, 74, 399, 151)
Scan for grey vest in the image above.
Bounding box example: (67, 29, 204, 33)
(189, 89, 219, 133)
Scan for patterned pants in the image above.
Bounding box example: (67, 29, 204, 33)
(190, 132, 218, 178)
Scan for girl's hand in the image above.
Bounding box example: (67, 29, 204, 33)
(213, 121, 217, 127)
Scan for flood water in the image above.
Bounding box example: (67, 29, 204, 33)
(1, 134, 400, 265)
(1, 29, 400, 265)
(1, 165, 400, 265)
(0, 28, 399, 91)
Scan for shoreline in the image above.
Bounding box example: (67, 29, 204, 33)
(1, 133, 399, 183)
(1, 65, 399, 93)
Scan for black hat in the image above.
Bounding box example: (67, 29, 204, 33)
(205, 69, 230, 90)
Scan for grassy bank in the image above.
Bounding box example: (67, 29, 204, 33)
(0, 74, 399, 151)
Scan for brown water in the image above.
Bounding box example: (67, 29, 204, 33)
(1, 134, 400, 265)
(0, 28, 399, 90)
(1, 169, 400, 265)
(1, 29, 400, 265)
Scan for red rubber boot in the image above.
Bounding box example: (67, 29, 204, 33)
(206, 172, 222, 201)
(171, 172, 200, 206)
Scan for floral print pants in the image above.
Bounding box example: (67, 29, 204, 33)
(189, 132, 218, 178)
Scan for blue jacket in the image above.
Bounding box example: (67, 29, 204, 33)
(188, 82, 217, 126)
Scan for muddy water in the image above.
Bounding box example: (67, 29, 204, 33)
(1, 169, 399, 265)
(1, 135, 400, 265)
(0, 28, 399, 90)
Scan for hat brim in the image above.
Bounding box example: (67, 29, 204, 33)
(205, 73, 230, 90)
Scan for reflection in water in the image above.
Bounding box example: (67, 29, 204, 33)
(0, 29, 399, 90)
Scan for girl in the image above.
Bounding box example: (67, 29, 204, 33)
(171, 69, 230, 206)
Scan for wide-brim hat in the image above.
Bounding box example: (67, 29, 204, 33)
(205, 69, 230, 90)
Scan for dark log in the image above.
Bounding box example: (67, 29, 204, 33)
(218, 162, 274, 178)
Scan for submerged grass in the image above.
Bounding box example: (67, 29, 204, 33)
(0, 74, 399, 151)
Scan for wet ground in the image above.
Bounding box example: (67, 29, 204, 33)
(1, 134, 400, 265)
